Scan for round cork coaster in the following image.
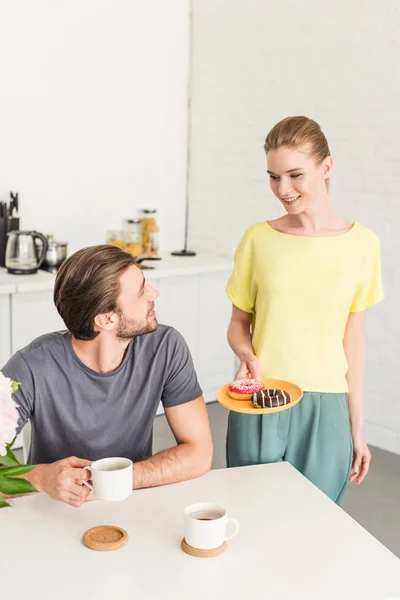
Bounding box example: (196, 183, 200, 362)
(181, 538, 227, 558)
(82, 525, 129, 552)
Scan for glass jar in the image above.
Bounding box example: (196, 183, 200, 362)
(140, 209, 159, 257)
(150, 228, 159, 255)
(106, 230, 125, 249)
(123, 219, 142, 258)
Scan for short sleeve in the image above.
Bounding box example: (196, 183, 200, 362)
(161, 329, 203, 409)
(226, 230, 256, 313)
(350, 236, 384, 312)
(1, 353, 35, 433)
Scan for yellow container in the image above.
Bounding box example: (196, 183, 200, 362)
(140, 209, 159, 257)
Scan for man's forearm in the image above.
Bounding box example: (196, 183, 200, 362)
(132, 442, 212, 490)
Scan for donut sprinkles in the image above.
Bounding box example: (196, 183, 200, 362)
(228, 379, 264, 394)
(252, 388, 292, 409)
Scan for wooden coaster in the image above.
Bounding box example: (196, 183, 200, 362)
(82, 525, 129, 552)
(181, 538, 227, 558)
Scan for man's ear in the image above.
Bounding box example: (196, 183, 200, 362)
(93, 311, 118, 333)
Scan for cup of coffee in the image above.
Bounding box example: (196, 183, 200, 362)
(184, 502, 239, 550)
(82, 457, 133, 502)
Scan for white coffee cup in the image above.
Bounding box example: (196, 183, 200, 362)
(184, 502, 239, 550)
(82, 457, 133, 502)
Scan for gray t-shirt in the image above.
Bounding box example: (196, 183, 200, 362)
(1, 326, 202, 464)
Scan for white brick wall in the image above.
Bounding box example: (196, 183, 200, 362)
(188, 0, 400, 454)
(0, 0, 190, 254)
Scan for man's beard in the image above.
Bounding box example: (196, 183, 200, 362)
(116, 310, 158, 340)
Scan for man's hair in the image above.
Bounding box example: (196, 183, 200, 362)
(54, 245, 136, 340)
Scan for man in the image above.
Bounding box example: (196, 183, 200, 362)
(1, 245, 213, 507)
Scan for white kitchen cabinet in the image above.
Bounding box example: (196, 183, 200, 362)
(156, 271, 235, 403)
(196, 271, 234, 400)
(0, 294, 11, 367)
(11, 291, 65, 353)
(156, 275, 200, 366)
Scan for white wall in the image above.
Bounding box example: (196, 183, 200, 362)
(0, 0, 189, 254)
(189, 0, 400, 454)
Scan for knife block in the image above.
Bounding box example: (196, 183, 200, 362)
(0, 216, 20, 268)
(0, 216, 7, 268)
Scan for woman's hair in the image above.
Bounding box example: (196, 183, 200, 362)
(54, 245, 136, 341)
(264, 116, 331, 165)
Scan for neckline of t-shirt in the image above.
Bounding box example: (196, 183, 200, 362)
(264, 220, 358, 240)
(65, 332, 134, 377)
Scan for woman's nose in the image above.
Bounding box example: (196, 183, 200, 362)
(278, 178, 292, 197)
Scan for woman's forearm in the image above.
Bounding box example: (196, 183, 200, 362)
(227, 319, 255, 359)
(346, 342, 366, 435)
(343, 311, 371, 483)
(343, 314, 367, 436)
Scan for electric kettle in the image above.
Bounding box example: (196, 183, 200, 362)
(5, 230, 48, 275)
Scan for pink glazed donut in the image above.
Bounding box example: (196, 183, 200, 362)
(228, 378, 264, 400)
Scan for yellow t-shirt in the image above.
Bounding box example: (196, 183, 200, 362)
(226, 221, 384, 393)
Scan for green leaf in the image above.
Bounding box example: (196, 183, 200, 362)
(0, 476, 37, 495)
(0, 465, 34, 477)
(0, 497, 10, 508)
(11, 380, 20, 393)
(0, 437, 21, 466)
(8, 435, 17, 448)
(0, 455, 19, 467)
(0, 444, 20, 467)
(0, 438, 20, 467)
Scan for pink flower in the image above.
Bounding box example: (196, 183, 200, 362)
(0, 373, 20, 456)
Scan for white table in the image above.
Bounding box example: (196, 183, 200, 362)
(1, 463, 400, 600)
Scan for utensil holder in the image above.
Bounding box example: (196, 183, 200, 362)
(0, 216, 7, 268)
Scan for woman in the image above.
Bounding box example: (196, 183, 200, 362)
(226, 116, 383, 504)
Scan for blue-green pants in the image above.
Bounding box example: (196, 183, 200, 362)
(226, 392, 353, 504)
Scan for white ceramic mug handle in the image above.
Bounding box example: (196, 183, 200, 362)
(82, 465, 93, 490)
(225, 517, 239, 541)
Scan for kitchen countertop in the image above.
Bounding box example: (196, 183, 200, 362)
(0, 253, 233, 294)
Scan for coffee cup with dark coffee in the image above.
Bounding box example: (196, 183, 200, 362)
(184, 502, 239, 550)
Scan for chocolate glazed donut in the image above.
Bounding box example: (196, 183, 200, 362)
(252, 389, 292, 409)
